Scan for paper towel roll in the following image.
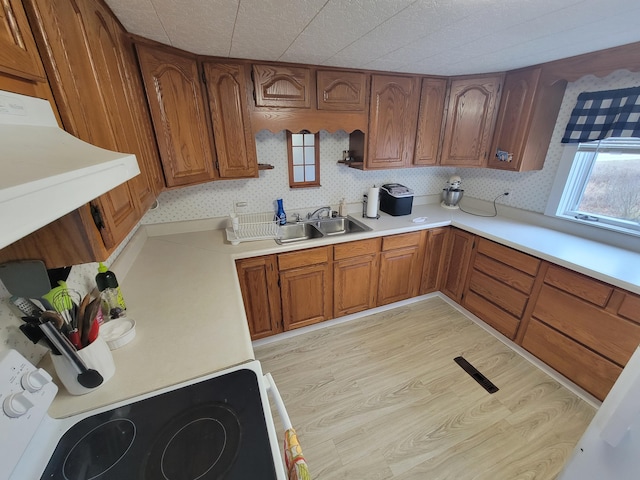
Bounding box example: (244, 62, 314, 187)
(366, 187, 379, 218)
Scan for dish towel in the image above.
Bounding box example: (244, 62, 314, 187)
(284, 427, 310, 480)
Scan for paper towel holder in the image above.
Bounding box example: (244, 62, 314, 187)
(362, 194, 380, 219)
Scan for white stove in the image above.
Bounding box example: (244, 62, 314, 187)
(1, 349, 287, 479)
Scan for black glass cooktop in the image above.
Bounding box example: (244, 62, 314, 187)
(40, 368, 278, 480)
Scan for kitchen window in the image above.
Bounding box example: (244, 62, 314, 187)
(287, 131, 320, 188)
(546, 137, 640, 235)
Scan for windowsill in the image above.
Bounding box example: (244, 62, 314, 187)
(552, 213, 640, 239)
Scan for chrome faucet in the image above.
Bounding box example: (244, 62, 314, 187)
(307, 206, 331, 220)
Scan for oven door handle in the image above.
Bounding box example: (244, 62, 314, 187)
(263, 373, 292, 431)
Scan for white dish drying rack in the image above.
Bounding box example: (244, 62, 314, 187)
(226, 212, 279, 245)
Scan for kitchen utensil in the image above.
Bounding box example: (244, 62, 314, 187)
(39, 321, 103, 389)
(0, 260, 51, 298)
(10, 296, 43, 317)
(18, 321, 61, 354)
(82, 298, 102, 348)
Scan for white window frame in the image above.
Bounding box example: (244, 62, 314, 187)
(545, 139, 640, 237)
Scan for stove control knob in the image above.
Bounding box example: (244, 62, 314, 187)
(3, 392, 34, 418)
(21, 368, 53, 393)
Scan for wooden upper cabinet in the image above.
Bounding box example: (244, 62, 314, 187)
(136, 44, 217, 187)
(202, 62, 258, 179)
(440, 75, 503, 167)
(366, 74, 421, 169)
(488, 67, 567, 171)
(75, 0, 158, 214)
(252, 64, 311, 108)
(316, 70, 368, 111)
(0, 0, 46, 81)
(414, 77, 447, 166)
(24, 0, 148, 251)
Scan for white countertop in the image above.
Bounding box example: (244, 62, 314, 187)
(44, 202, 640, 417)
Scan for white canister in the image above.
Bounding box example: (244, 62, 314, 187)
(50, 336, 115, 395)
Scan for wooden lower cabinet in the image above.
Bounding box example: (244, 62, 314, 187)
(521, 319, 622, 401)
(441, 228, 474, 302)
(420, 228, 448, 294)
(377, 232, 424, 306)
(278, 247, 333, 331)
(334, 238, 380, 317)
(235, 256, 282, 340)
(462, 237, 541, 340)
(520, 264, 640, 400)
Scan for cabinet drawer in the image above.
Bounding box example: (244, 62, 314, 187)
(532, 284, 640, 366)
(618, 291, 640, 324)
(522, 319, 622, 401)
(467, 269, 529, 317)
(476, 238, 540, 276)
(334, 238, 380, 260)
(381, 232, 421, 251)
(278, 246, 331, 271)
(464, 290, 520, 339)
(473, 253, 536, 294)
(544, 264, 613, 307)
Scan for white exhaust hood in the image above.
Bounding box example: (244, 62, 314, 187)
(0, 90, 140, 250)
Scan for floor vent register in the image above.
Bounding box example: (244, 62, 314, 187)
(454, 356, 499, 394)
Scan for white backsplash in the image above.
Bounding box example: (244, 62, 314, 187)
(2, 69, 640, 362)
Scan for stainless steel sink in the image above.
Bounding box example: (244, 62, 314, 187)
(275, 216, 371, 244)
(314, 217, 370, 236)
(275, 222, 323, 244)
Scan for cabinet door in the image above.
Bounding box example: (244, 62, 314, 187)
(378, 246, 421, 305)
(0, 0, 46, 80)
(488, 68, 566, 172)
(236, 256, 282, 340)
(440, 75, 502, 167)
(414, 78, 447, 166)
(377, 233, 424, 306)
(25, 0, 142, 250)
(334, 254, 378, 317)
(317, 70, 368, 111)
(202, 62, 258, 179)
(280, 263, 333, 330)
(137, 43, 217, 186)
(252, 64, 311, 108)
(76, 0, 159, 215)
(441, 228, 474, 302)
(366, 74, 420, 169)
(420, 228, 448, 294)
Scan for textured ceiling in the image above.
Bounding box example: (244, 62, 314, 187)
(105, 0, 640, 75)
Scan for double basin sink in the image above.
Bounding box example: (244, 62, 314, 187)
(275, 216, 372, 244)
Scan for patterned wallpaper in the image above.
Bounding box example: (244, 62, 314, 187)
(2, 69, 640, 361)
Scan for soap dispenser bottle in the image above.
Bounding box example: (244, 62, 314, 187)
(339, 198, 347, 217)
(276, 198, 287, 225)
(96, 262, 126, 319)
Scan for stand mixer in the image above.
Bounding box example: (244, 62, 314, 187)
(441, 175, 464, 209)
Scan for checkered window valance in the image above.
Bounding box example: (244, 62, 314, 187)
(561, 86, 640, 143)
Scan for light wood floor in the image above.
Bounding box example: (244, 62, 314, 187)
(255, 296, 595, 480)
